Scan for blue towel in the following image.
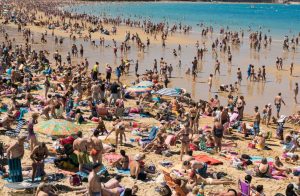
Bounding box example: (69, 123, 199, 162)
(250, 156, 274, 162)
(76, 171, 89, 178)
(117, 169, 130, 175)
(148, 126, 158, 140)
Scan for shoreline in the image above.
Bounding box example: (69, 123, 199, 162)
(77, 0, 300, 5)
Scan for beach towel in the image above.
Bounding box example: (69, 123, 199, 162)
(250, 156, 274, 163)
(103, 153, 122, 164)
(238, 179, 250, 196)
(165, 135, 176, 146)
(193, 154, 223, 165)
(76, 171, 89, 178)
(5, 181, 40, 190)
(97, 165, 108, 177)
(17, 107, 28, 121)
(8, 158, 23, 182)
(117, 169, 130, 175)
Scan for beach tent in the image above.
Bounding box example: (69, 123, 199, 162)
(35, 119, 81, 137)
(155, 88, 181, 97)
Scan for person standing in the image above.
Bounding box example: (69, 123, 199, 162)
(253, 106, 261, 136)
(73, 131, 89, 172)
(106, 64, 112, 83)
(266, 103, 272, 127)
(92, 62, 99, 81)
(6, 136, 26, 182)
(27, 113, 39, 152)
(294, 83, 298, 104)
(274, 93, 286, 118)
(212, 120, 224, 153)
(135, 60, 139, 75)
(214, 59, 220, 75)
(237, 96, 246, 120)
(30, 143, 48, 182)
(290, 63, 294, 76)
(90, 130, 104, 165)
(208, 74, 213, 92)
(237, 68, 242, 84)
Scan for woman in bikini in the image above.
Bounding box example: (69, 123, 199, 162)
(254, 158, 271, 178)
(177, 123, 192, 161)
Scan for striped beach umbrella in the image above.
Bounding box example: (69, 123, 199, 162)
(136, 81, 154, 88)
(126, 86, 152, 94)
(35, 119, 81, 137)
(155, 88, 181, 97)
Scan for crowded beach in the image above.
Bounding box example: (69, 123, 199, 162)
(0, 0, 300, 195)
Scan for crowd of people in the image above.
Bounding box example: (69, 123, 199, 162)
(0, 0, 300, 196)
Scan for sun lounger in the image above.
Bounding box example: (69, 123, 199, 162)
(5, 119, 26, 137)
(139, 126, 159, 147)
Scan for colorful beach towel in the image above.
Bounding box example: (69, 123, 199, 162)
(104, 153, 122, 164)
(250, 156, 274, 162)
(193, 154, 223, 165)
(117, 169, 130, 175)
(8, 158, 23, 182)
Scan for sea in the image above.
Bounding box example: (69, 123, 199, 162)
(58, 2, 300, 115)
(64, 2, 300, 39)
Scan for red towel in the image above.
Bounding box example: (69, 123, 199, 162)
(193, 154, 223, 165)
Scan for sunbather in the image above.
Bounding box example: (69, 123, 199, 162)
(254, 158, 271, 178)
(112, 150, 129, 170)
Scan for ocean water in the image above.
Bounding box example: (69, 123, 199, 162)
(64, 2, 300, 39)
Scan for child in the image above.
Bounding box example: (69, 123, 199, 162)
(262, 105, 268, 125)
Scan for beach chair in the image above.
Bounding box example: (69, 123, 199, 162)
(5, 120, 26, 137)
(238, 179, 250, 196)
(162, 170, 186, 196)
(139, 126, 159, 147)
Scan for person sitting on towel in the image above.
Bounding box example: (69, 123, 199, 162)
(112, 150, 129, 170)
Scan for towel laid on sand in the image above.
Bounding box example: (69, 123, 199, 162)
(104, 153, 122, 164)
(193, 154, 223, 165)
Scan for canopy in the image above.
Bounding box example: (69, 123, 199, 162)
(35, 119, 81, 137)
(155, 88, 181, 97)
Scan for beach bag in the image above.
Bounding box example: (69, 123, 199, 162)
(69, 174, 82, 186)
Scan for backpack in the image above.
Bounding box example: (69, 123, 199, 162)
(69, 174, 82, 186)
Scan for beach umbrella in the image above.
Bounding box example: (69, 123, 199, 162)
(155, 88, 181, 97)
(35, 119, 81, 137)
(136, 81, 154, 88)
(126, 86, 152, 94)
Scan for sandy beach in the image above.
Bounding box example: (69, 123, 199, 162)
(0, 1, 300, 196)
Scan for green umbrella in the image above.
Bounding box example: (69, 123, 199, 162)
(35, 119, 81, 137)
